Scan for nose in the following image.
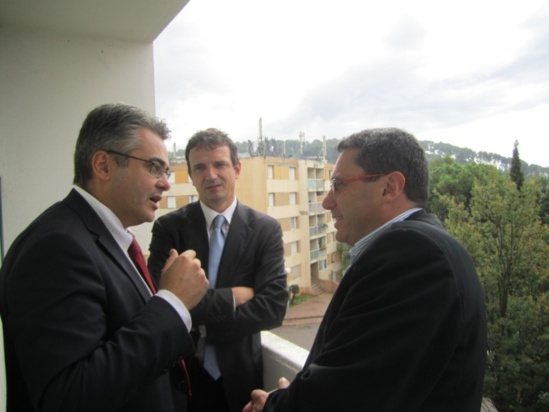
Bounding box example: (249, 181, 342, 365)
(157, 173, 171, 191)
(322, 190, 335, 210)
(204, 165, 217, 180)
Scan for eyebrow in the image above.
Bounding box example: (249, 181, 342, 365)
(148, 157, 167, 167)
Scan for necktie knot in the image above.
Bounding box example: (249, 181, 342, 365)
(212, 214, 225, 231)
(128, 237, 142, 258)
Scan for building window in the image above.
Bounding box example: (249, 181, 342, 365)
(167, 196, 176, 209)
(268, 165, 274, 179)
(268, 193, 275, 207)
(289, 192, 297, 205)
(289, 167, 296, 180)
(291, 241, 298, 254)
(291, 217, 298, 229)
(291, 265, 300, 279)
(189, 194, 198, 203)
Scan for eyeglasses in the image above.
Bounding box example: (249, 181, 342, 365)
(106, 150, 171, 179)
(330, 173, 386, 193)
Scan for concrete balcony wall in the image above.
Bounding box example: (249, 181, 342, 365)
(261, 331, 498, 411)
(261, 331, 307, 390)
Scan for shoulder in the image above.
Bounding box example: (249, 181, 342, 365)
(155, 202, 200, 225)
(391, 212, 463, 250)
(236, 203, 280, 228)
(4, 201, 93, 269)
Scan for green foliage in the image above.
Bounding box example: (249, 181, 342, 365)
(534, 176, 549, 226)
(428, 157, 501, 221)
(510, 140, 525, 191)
(290, 293, 313, 306)
(288, 284, 300, 305)
(484, 295, 549, 411)
(445, 174, 549, 412)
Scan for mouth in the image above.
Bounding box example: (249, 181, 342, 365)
(205, 182, 222, 191)
(149, 194, 162, 209)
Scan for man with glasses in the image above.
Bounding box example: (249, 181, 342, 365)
(244, 128, 487, 412)
(0, 103, 208, 411)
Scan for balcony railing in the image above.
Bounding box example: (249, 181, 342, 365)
(307, 179, 325, 191)
(308, 202, 324, 214)
(261, 331, 498, 411)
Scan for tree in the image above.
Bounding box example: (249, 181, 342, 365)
(428, 157, 500, 221)
(510, 139, 525, 191)
(534, 176, 549, 227)
(445, 173, 549, 411)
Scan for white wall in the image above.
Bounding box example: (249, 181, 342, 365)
(0, 25, 158, 410)
(0, 26, 157, 250)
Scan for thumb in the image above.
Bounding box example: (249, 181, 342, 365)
(278, 377, 290, 389)
(162, 249, 179, 273)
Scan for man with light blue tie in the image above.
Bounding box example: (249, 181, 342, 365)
(148, 128, 288, 412)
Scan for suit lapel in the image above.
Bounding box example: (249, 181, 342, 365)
(64, 189, 152, 301)
(216, 203, 251, 287)
(184, 203, 210, 261)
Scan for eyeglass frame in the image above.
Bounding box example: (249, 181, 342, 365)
(105, 150, 172, 179)
(330, 173, 387, 193)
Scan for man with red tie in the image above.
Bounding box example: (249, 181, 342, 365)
(0, 103, 209, 412)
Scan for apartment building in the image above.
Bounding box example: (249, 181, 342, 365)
(157, 155, 342, 294)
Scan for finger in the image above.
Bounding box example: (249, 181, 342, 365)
(278, 377, 290, 388)
(162, 249, 179, 272)
(180, 249, 197, 259)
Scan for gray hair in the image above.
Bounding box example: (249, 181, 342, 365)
(73, 103, 170, 186)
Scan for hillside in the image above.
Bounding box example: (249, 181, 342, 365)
(232, 138, 548, 178)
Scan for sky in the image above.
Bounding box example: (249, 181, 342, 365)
(153, 0, 549, 167)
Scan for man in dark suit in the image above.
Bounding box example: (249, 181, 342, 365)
(148, 128, 288, 412)
(244, 128, 487, 412)
(0, 103, 209, 412)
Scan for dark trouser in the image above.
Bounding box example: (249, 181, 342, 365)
(188, 364, 231, 412)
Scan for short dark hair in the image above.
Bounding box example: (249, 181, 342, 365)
(337, 128, 429, 207)
(185, 128, 239, 174)
(73, 103, 170, 187)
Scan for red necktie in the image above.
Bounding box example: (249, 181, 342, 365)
(128, 237, 157, 293)
(127, 236, 192, 397)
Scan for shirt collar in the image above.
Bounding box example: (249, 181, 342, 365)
(350, 207, 423, 265)
(73, 186, 133, 251)
(199, 197, 238, 231)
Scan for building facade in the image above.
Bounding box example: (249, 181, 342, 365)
(157, 155, 342, 294)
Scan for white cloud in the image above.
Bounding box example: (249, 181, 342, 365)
(154, 0, 549, 167)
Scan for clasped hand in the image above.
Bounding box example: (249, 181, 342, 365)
(159, 249, 209, 309)
(242, 377, 290, 412)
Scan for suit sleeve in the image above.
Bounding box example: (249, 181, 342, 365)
(148, 217, 175, 281)
(4, 229, 194, 412)
(265, 227, 465, 411)
(195, 218, 288, 342)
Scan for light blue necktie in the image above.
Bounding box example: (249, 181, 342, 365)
(204, 214, 225, 380)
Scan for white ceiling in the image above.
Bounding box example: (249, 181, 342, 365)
(0, 0, 190, 42)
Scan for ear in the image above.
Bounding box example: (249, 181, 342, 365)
(91, 150, 113, 181)
(234, 161, 242, 179)
(382, 171, 406, 201)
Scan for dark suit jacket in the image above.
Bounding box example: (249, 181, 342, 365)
(0, 189, 195, 412)
(266, 210, 487, 412)
(148, 201, 288, 412)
